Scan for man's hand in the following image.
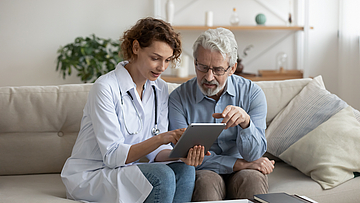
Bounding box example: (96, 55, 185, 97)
(233, 157, 275, 175)
(212, 105, 250, 129)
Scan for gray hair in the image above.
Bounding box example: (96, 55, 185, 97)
(192, 27, 238, 67)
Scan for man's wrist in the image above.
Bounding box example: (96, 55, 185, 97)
(240, 116, 250, 129)
(233, 159, 249, 171)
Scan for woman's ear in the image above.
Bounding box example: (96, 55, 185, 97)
(132, 40, 140, 55)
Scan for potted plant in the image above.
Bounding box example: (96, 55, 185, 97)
(56, 34, 122, 83)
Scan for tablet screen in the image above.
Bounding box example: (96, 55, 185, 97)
(168, 123, 226, 158)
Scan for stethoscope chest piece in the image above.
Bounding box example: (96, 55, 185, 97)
(152, 124, 160, 136)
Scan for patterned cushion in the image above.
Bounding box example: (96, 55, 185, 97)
(279, 106, 360, 189)
(265, 76, 349, 157)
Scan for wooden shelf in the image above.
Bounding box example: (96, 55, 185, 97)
(161, 71, 303, 83)
(172, 25, 313, 31)
(161, 75, 196, 83)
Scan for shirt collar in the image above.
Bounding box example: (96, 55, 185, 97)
(115, 61, 160, 94)
(194, 76, 235, 103)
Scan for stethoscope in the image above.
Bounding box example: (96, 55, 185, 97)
(119, 85, 160, 136)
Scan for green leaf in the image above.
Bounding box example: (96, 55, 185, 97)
(56, 34, 123, 83)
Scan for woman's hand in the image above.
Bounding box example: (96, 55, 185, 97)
(158, 128, 186, 145)
(180, 145, 208, 167)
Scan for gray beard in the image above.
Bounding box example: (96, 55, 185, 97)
(198, 78, 226, 97)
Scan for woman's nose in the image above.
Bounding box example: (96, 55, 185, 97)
(159, 61, 168, 72)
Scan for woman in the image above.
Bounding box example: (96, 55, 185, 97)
(61, 17, 206, 203)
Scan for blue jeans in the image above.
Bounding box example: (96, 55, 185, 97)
(138, 162, 195, 203)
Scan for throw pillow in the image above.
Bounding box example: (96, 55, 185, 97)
(279, 106, 360, 189)
(255, 77, 315, 126)
(265, 76, 349, 157)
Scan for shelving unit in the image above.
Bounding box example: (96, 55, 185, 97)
(165, 25, 312, 84)
(156, 0, 312, 81)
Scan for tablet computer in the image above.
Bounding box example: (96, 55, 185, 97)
(168, 123, 226, 158)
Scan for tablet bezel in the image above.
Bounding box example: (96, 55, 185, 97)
(168, 123, 226, 158)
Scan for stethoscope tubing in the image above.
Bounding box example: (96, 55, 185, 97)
(119, 85, 159, 136)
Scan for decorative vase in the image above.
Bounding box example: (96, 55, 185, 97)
(229, 8, 240, 26)
(205, 11, 213, 27)
(176, 54, 189, 78)
(255, 13, 266, 25)
(276, 52, 288, 72)
(165, 0, 174, 24)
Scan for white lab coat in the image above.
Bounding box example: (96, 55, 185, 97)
(61, 61, 173, 203)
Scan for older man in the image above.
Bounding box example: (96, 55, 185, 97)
(168, 28, 275, 201)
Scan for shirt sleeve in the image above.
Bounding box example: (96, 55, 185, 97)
(236, 85, 267, 162)
(89, 82, 131, 168)
(168, 88, 189, 130)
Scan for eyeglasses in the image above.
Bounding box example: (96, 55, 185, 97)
(195, 60, 231, 76)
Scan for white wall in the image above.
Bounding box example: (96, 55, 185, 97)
(308, 0, 339, 95)
(1, 0, 358, 109)
(0, 0, 152, 86)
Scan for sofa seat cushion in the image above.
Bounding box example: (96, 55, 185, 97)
(269, 162, 360, 203)
(1, 174, 77, 203)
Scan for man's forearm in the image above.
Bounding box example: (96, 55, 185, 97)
(233, 158, 250, 171)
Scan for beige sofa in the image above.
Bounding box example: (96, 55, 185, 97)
(1, 76, 359, 203)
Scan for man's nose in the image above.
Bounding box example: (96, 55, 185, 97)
(204, 68, 215, 81)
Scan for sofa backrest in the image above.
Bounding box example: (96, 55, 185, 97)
(0, 84, 93, 175)
(0, 77, 318, 175)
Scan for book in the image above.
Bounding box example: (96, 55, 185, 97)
(254, 193, 311, 203)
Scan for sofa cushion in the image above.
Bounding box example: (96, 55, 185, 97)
(279, 106, 360, 189)
(0, 84, 92, 175)
(254, 77, 314, 126)
(269, 162, 360, 203)
(265, 76, 349, 157)
(1, 174, 76, 203)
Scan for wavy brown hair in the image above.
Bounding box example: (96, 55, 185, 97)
(120, 17, 181, 64)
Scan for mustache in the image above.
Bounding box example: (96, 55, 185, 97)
(202, 79, 219, 85)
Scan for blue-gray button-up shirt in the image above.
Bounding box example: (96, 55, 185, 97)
(168, 74, 267, 174)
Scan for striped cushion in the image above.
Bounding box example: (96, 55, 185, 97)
(266, 76, 349, 157)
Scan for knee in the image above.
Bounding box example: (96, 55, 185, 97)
(155, 165, 176, 186)
(196, 170, 224, 189)
(232, 169, 268, 191)
(192, 170, 225, 201)
(227, 170, 268, 199)
(235, 169, 268, 183)
(173, 163, 195, 180)
(141, 164, 176, 187)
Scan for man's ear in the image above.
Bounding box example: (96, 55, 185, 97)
(132, 40, 140, 55)
(228, 62, 237, 76)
